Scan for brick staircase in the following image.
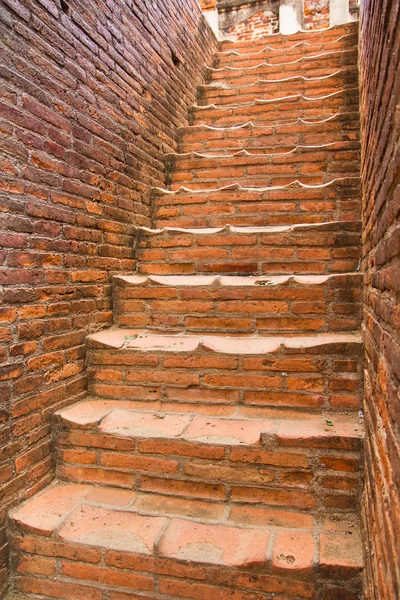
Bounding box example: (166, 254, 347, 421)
(8, 22, 364, 600)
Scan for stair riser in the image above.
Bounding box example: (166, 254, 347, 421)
(136, 227, 361, 276)
(87, 344, 363, 412)
(56, 424, 362, 513)
(11, 535, 362, 600)
(154, 206, 361, 229)
(113, 278, 361, 334)
(199, 70, 358, 106)
(168, 148, 361, 189)
(191, 92, 359, 128)
(154, 179, 361, 228)
(180, 130, 359, 155)
(179, 113, 360, 154)
(209, 54, 357, 86)
(217, 39, 358, 68)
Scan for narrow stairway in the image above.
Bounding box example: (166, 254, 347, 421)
(8, 22, 364, 600)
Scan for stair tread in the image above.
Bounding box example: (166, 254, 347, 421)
(87, 328, 362, 352)
(155, 175, 361, 194)
(11, 481, 363, 573)
(139, 219, 360, 234)
(115, 272, 360, 287)
(56, 397, 363, 443)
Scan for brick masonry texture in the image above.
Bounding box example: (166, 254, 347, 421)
(0, 0, 217, 594)
(2, 15, 366, 600)
(359, 1, 400, 599)
(224, 10, 279, 41)
(304, 0, 330, 29)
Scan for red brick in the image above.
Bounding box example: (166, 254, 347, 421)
(16, 555, 56, 576)
(13, 536, 101, 563)
(15, 576, 103, 600)
(140, 475, 226, 500)
(204, 373, 282, 388)
(231, 486, 316, 509)
(139, 439, 225, 459)
(99, 453, 180, 474)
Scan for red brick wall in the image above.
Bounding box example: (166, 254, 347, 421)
(223, 9, 279, 41)
(359, 0, 400, 598)
(304, 0, 330, 29)
(0, 0, 217, 593)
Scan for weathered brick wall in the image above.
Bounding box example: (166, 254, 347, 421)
(0, 0, 217, 593)
(223, 9, 279, 40)
(359, 0, 400, 598)
(304, 0, 329, 29)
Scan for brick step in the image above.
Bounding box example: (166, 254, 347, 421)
(86, 329, 363, 411)
(9, 482, 363, 599)
(219, 22, 357, 52)
(167, 143, 360, 190)
(54, 398, 362, 512)
(191, 89, 359, 128)
(136, 221, 361, 275)
(216, 32, 358, 67)
(179, 112, 359, 154)
(199, 68, 358, 106)
(207, 49, 357, 86)
(113, 273, 361, 334)
(153, 178, 361, 228)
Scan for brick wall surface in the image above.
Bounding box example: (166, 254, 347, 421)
(304, 0, 330, 29)
(223, 9, 279, 40)
(0, 0, 217, 594)
(359, 0, 400, 598)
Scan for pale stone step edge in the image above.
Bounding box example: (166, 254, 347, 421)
(87, 329, 362, 352)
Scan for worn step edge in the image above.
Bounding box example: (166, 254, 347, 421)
(135, 219, 361, 236)
(86, 329, 362, 353)
(55, 396, 362, 430)
(55, 398, 363, 444)
(114, 272, 361, 288)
